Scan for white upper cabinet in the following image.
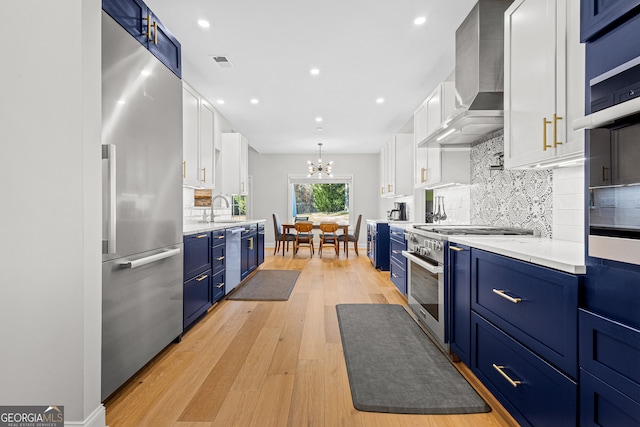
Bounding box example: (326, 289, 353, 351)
(182, 82, 216, 188)
(414, 82, 456, 187)
(220, 132, 249, 195)
(504, 0, 584, 169)
(380, 134, 413, 198)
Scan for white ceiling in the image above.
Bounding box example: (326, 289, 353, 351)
(144, 0, 477, 154)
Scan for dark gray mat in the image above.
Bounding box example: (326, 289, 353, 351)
(227, 270, 300, 301)
(336, 304, 490, 414)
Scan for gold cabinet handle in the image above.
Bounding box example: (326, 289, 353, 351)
(553, 114, 563, 148)
(381, 186, 385, 195)
(449, 246, 464, 252)
(196, 274, 208, 282)
(421, 167, 426, 183)
(144, 14, 152, 40)
(183, 161, 187, 178)
(602, 166, 609, 182)
(492, 364, 521, 388)
(216, 235, 225, 239)
(388, 184, 392, 192)
(543, 117, 552, 151)
(492, 289, 522, 304)
(216, 256, 224, 261)
(202, 167, 207, 182)
(249, 237, 254, 250)
(216, 282, 224, 289)
(195, 234, 208, 239)
(153, 21, 158, 45)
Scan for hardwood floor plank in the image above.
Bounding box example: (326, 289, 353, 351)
(298, 290, 326, 360)
(230, 327, 281, 392)
(248, 374, 296, 427)
(179, 303, 274, 422)
(287, 359, 325, 427)
(210, 391, 260, 427)
(267, 292, 309, 375)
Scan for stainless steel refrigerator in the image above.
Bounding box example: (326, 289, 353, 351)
(101, 10, 183, 401)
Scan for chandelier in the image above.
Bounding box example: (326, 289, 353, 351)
(307, 143, 333, 177)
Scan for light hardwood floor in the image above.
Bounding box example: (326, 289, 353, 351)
(105, 249, 519, 427)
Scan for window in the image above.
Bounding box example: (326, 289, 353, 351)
(288, 175, 353, 224)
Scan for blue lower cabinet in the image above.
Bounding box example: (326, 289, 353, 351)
(211, 244, 225, 274)
(580, 370, 640, 427)
(471, 313, 577, 427)
(183, 269, 212, 329)
(257, 224, 265, 265)
(184, 232, 211, 280)
(210, 269, 225, 304)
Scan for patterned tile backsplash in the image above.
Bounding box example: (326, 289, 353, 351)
(436, 132, 554, 237)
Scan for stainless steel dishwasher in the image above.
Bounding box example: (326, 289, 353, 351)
(225, 227, 242, 293)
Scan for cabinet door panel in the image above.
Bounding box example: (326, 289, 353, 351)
(450, 244, 471, 366)
(580, 0, 640, 42)
(504, 0, 557, 167)
(184, 233, 211, 280)
(102, 0, 148, 46)
(472, 249, 578, 378)
(148, 11, 182, 78)
(211, 269, 225, 304)
(184, 270, 211, 329)
(580, 369, 640, 427)
(472, 313, 577, 427)
(199, 102, 215, 187)
(182, 86, 200, 186)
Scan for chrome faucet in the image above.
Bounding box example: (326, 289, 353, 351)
(209, 194, 230, 222)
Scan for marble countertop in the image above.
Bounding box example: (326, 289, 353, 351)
(183, 219, 265, 236)
(448, 235, 586, 274)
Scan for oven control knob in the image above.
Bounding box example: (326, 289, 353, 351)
(435, 241, 443, 251)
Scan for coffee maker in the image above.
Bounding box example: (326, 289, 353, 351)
(389, 202, 408, 221)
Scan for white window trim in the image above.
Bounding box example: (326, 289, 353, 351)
(287, 174, 354, 224)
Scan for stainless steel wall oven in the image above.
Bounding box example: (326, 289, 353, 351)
(575, 55, 640, 265)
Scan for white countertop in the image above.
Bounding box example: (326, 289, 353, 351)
(183, 219, 265, 236)
(448, 235, 586, 275)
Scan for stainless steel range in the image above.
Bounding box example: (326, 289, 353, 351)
(402, 224, 533, 353)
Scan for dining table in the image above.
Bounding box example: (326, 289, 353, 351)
(281, 222, 349, 256)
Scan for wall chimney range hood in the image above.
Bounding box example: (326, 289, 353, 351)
(420, 0, 512, 146)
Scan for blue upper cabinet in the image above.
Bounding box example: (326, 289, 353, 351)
(103, 0, 181, 78)
(580, 0, 640, 42)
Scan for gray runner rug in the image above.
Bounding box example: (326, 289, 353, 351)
(336, 303, 490, 414)
(227, 270, 300, 301)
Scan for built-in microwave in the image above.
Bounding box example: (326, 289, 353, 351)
(575, 55, 640, 265)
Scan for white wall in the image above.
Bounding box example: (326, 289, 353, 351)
(0, 1, 103, 426)
(248, 150, 378, 250)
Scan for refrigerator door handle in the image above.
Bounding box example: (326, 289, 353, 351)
(102, 144, 117, 254)
(120, 247, 182, 269)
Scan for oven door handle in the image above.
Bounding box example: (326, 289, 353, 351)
(402, 250, 444, 274)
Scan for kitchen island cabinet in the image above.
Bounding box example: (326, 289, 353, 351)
(366, 220, 390, 271)
(241, 223, 258, 280)
(504, 0, 584, 169)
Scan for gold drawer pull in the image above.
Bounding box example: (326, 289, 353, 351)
(492, 289, 522, 304)
(196, 274, 208, 282)
(543, 117, 552, 151)
(152, 21, 158, 45)
(421, 167, 426, 183)
(216, 235, 225, 239)
(216, 282, 224, 289)
(553, 114, 563, 148)
(195, 234, 208, 239)
(449, 246, 464, 252)
(144, 14, 152, 40)
(492, 364, 521, 388)
(216, 256, 224, 261)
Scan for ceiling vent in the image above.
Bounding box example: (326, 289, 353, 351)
(211, 56, 233, 68)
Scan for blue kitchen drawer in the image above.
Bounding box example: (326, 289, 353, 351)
(390, 258, 406, 295)
(210, 269, 225, 304)
(471, 313, 577, 427)
(579, 309, 640, 400)
(471, 249, 579, 378)
(390, 237, 406, 265)
(183, 269, 212, 330)
(580, 369, 640, 426)
(211, 244, 225, 274)
(211, 229, 226, 245)
(184, 232, 211, 280)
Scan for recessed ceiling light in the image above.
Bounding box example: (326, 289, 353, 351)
(414, 16, 426, 25)
(198, 19, 210, 28)
(376, 97, 385, 104)
(310, 68, 320, 76)
(250, 98, 259, 104)
(316, 127, 324, 132)
(315, 117, 323, 122)
(216, 99, 225, 105)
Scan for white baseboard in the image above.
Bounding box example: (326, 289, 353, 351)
(64, 404, 106, 427)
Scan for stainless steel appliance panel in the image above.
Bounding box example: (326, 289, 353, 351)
(102, 11, 183, 263)
(102, 244, 183, 399)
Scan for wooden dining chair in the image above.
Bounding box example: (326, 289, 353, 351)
(338, 214, 362, 257)
(318, 222, 339, 257)
(273, 213, 295, 255)
(293, 222, 314, 256)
